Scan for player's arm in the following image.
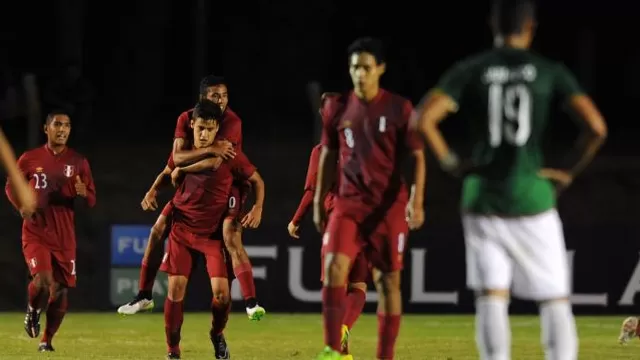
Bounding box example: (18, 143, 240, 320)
(291, 146, 321, 227)
(76, 158, 96, 208)
(416, 62, 469, 173)
(4, 148, 35, 216)
(404, 103, 426, 230)
(172, 137, 232, 167)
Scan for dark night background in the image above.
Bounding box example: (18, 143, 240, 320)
(0, 0, 639, 313)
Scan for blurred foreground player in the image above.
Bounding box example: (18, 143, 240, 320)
(619, 316, 640, 344)
(314, 37, 426, 360)
(161, 101, 265, 359)
(0, 127, 36, 215)
(5, 111, 96, 352)
(416, 0, 607, 359)
(119, 76, 266, 321)
(288, 141, 369, 359)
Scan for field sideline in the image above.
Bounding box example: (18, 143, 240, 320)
(0, 313, 635, 359)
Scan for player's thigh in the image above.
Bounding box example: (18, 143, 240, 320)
(51, 249, 77, 288)
(160, 225, 195, 278)
(508, 210, 570, 300)
(462, 214, 513, 291)
(201, 240, 228, 280)
(348, 251, 371, 284)
(368, 205, 408, 273)
(324, 214, 361, 261)
(22, 241, 53, 278)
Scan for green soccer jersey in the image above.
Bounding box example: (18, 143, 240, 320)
(434, 47, 584, 215)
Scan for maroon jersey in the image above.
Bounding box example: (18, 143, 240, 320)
(321, 89, 423, 222)
(171, 151, 255, 236)
(174, 107, 243, 151)
(5, 145, 96, 250)
(292, 144, 337, 225)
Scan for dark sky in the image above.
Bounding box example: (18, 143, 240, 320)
(1, 0, 639, 153)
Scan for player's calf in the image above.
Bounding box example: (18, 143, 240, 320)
(223, 218, 265, 319)
(24, 272, 53, 338)
(473, 289, 511, 360)
(373, 270, 402, 360)
(117, 218, 168, 315)
(341, 282, 367, 355)
(539, 298, 577, 360)
(210, 277, 231, 359)
(164, 276, 187, 358)
(40, 285, 68, 348)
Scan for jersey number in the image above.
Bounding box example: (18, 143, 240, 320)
(71, 260, 76, 276)
(488, 84, 532, 147)
(344, 128, 355, 148)
(34, 173, 48, 189)
(228, 196, 236, 209)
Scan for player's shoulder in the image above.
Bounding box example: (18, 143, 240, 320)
(380, 89, 411, 106)
(65, 147, 89, 162)
(224, 107, 242, 123)
(178, 109, 193, 120)
(320, 91, 350, 121)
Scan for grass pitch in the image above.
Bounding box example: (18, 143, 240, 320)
(0, 313, 635, 359)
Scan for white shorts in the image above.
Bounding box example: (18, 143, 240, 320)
(463, 209, 570, 301)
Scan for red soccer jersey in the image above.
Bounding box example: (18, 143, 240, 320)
(321, 89, 423, 222)
(291, 144, 337, 225)
(5, 145, 96, 250)
(171, 151, 255, 236)
(174, 107, 243, 151)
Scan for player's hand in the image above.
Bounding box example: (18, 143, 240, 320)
(171, 168, 183, 187)
(539, 168, 573, 193)
(406, 203, 425, 230)
(313, 202, 326, 233)
(241, 205, 262, 228)
(210, 140, 236, 160)
(141, 190, 158, 211)
(74, 175, 87, 197)
(287, 221, 300, 239)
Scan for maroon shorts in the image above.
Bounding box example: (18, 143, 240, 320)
(22, 242, 76, 287)
(160, 223, 228, 279)
(225, 183, 250, 221)
(160, 201, 174, 218)
(323, 201, 408, 273)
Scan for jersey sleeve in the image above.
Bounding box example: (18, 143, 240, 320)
(401, 100, 424, 151)
(432, 61, 472, 106)
(320, 98, 340, 150)
(79, 157, 97, 208)
(230, 152, 256, 181)
(174, 112, 190, 139)
(553, 63, 585, 102)
(303, 145, 322, 191)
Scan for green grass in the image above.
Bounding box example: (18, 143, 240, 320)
(0, 313, 635, 359)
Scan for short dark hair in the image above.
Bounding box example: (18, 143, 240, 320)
(491, 0, 536, 36)
(347, 37, 385, 65)
(192, 100, 222, 122)
(199, 75, 227, 95)
(45, 110, 71, 124)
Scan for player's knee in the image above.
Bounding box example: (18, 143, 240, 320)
(476, 289, 510, 299)
(374, 271, 401, 296)
(349, 282, 367, 292)
(33, 273, 54, 289)
(324, 253, 350, 286)
(167, 276, 188, 301)
(211, 278, 230, 304)
(538, 297, 570, 306)
(50, 284, 67, 302)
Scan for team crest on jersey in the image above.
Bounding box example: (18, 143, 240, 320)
(63, 165, 75, 178)
(35, 167, 43, 173)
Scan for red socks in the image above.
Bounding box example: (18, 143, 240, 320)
(233, 263, 256, 301)
(322, 286, 347, 352)
(164, 299, 184, 354)
(377, 313, 401, 360)
(210, 298, 231, 336)
(40, 290, 68, 344)
(342, 287, 366, 329)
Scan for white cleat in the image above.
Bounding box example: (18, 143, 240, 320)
(246, 304, 266, 321)
(619, 316, 638, 345)
(117, 296, 155, 315)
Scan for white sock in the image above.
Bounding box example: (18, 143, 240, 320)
(475, 296, 511, 360)
(539, 301, 578, 360)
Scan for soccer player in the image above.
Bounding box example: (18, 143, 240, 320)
(416, 1, 607, 359)
(314, 37, 426, 360)
(161, 100, 265, 359)
(119, 75, 266, 321)
(0, 127, 36, 216)
(5, 110, 96, 352)
(288, 141, 369, 359)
